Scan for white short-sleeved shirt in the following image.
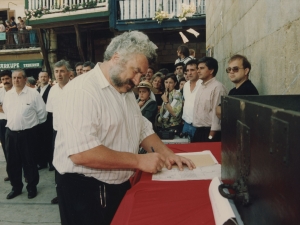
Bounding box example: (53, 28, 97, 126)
(0, 88, 8, 120)
(46, 83, 67, 131)
(53, 64, 154, 184)
(182, 79, 201, 124)
(3, 86, 47, 131)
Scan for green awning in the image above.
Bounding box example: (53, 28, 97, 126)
(0, 59, 43, 69)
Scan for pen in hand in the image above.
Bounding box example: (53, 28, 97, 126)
(151, 147, 155, 152)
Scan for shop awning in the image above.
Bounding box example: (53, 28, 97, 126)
(0, 59, 43, 69)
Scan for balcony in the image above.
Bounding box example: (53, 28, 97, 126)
(110, 0, 206, 31)
(25, 0, 109, 28)
(0, 30, 40, 51)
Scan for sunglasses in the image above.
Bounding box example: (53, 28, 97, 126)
(226, 67, 244, 73)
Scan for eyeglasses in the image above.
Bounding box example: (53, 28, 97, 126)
(226, 67, 244, 73)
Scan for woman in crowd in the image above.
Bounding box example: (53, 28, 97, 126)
(136, 81, 158, 126)
(159, 73, 183, 130)
(151, 72, 164, 108)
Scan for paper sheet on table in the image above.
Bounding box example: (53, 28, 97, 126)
(152, 150, 221, 181)
(209, 177, 244, 225)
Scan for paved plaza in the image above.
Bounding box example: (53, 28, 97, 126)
(0, 145, 61, 225)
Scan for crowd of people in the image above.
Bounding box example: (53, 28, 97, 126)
(0, 16, 37, 49)
(0, 31, 259, 225)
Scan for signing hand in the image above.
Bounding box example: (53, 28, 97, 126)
(137, 153, 166, 174)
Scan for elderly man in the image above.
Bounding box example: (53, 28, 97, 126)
(46, 59, 71, 204)
(53, 31, 195, 225)
(0, 70, 13, 181)
(3, 69, 47, 199)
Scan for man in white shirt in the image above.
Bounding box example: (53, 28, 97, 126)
(182, 60, 201, 139)
(53, 31, 195, 225)
(46, 59, 70, 204)
(0, 70, 13, 181)
(3, 69, 47, 200)
(36, 71, 53, 170)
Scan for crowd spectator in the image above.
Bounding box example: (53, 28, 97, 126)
(189, 49, 196, 59)
(144, 66, 155, 82)
(26, 77, 36, 88)
(75, 62, 83, 76)
(175, 45, 192, 65)
(150, 72, 164, 107)
(178, 77, 186, 91)
(0, 70, 13, 181)
(175, 62, 184, 81)
(0, 20, 5, 32)
(216, 54, 259, 119)
(46, 59, 71, 204)
(3, 69, 47, 200)
(159, 74, 183, 130)
(82, 61, 95, 73)
(9, 17, 18, 45)
(17, 17, 26, 47)
(69, 70, 76, 80)
(5, 20, 14, 46)
(181, 60, 201, 139)
(158, 68, 169, 77)
(37, 71, 53, 171)
(136, 81, 157, 126)
(192, 57, 227, 142)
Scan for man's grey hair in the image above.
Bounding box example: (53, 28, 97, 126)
(53, 60, 72, 71)
(26, 77, 36, 85)
(104, 31, 157, 64)
(13, 69, 26, 78)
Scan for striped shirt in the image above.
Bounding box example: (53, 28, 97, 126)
(53, 64, 154, 184)
(193, 78, 227, 130)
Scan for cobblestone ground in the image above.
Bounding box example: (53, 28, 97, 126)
(0, 144, 61, 225)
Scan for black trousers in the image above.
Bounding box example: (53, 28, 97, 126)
(192, 127, 221, 142)
(5, 126, 39, 192)
(51, 130, 57, 166)
(36, 118, 53, 167)
(0, 119, 7, 161)
(56, 172, 131, 225)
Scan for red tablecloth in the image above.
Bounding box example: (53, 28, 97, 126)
(111, 142, 221, 225)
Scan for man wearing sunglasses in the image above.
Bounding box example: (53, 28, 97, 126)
(216, 54, 259, 119)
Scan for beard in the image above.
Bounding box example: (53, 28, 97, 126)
(109, 63, 135, 92)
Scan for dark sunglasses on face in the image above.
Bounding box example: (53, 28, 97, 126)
(226, 66, 244, 73)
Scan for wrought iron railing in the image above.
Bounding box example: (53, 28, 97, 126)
(25, 0, 108, 20)
(0, 30, 40, 50)
(118, 0, 205, 20)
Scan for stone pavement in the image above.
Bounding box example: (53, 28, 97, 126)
(0, 145, 61, 225)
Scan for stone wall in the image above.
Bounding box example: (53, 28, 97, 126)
(206, 0, 300, 95)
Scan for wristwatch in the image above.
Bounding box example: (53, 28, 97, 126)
(164, 101, 169, 104)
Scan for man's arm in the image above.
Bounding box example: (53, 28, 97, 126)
(69, 145, 166, 174)
(140, 133, 195, 170)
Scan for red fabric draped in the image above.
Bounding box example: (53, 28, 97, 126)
(112, 142, 221, 225)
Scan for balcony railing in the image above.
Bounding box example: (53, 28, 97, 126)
(0, 30, 40, 50)
(118, 0, 205, 20)
(25, 0, 108, 20)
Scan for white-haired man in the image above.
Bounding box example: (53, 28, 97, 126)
(53, 31, 195, 225)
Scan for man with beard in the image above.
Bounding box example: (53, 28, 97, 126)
(0, 70, 13, 181)
(53, 31, 195, 225)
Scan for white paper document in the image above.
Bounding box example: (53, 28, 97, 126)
(152, 151, 221, 181)
(209, 177, 244, 225)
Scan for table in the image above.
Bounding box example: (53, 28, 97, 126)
(111, 142, 221, 225)
(161, 135, 190, 144)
